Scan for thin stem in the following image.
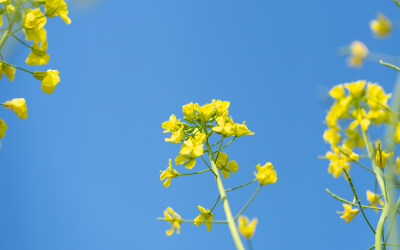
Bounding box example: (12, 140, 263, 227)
(215, 136, 224, 161)
(336, 146, 375, 174)
(325, 188, 383, 211)
(203, 122, 245, 250)
(342, 168, 376, 234)
(157, 217, 228, 224)
(0, 60, 34, 74)
(200, 156, 217, 177)
(226, 179, 257, 193)
(11, 33, 31, 49)
(213, 136, 237, 153)
(178, 169, 210, 176)
(234, 185, 262, 221)
(209, 196, 220, 214)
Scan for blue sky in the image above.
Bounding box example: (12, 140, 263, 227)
(0, 0, 399, 249)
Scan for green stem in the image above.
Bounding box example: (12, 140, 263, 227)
(226, 179, 257, 193)
(342, 168, 376, 234)
(213, 136, 237, 154)
(204, 123, 245, 250)
(234, 185, 261, 221)
(178, 169, 210, 176)
(362, 130, 390, 250)
(325, 188, 383, 211)
(157, 217, 228, 224)
(0, 60, 34, 74)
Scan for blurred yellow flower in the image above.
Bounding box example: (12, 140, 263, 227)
(193, 205, 213, 231)
(375, 145, 393, 169)
(24, 8, 47, 30)
(370, 13, 391, 38)
(0, 119, 7, 138)
(348, 41, 368, 68)
(366, 190, 384, 212)
(238, 216, 258, 239)
(163, 207, 182, 236)
(44, 0, 71, 24)
(0, 62, 15, 81)
(24, 27, 47, 43)
(4, 98, 28, 119)
(26, 41, 50, 65)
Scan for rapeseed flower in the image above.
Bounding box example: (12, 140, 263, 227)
(194, 103, 214, 122)
(375, 143, 393, 169)
(215, 152, 239, 178)
(212, 99, 230, 117)
(163, 207, 182, 236)
(160, 159, 179, 188)
(0, 62, 15, 81)
(0, 119, 7, 138)
(340, 204, 359, 223)
(233, 122, 254, 137)
(24, 27, 47, 43)
(370, 13, 391, 38)
(4, 98, 28, 119)
(44, 0, 71, 24)
(238, 216, 258, 239)
(34, 70, 60, 94)
(366, 190, 384, 212)
(193, 205, 213, 231)
(182, 102, 195, 120)
(255, 162, 277, 186)
(213, 115, 235, 136)
(24, 8, 47, 30)
(348, 41, 368, 68)
(26, 41, 50, 65)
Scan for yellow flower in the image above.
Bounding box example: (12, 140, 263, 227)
(26, 41, 50, 65)
(193, 205, 213, 231)
(194, 103, 214, 122)
(366, 83, 391, 110)
(212, 116, 235, 136)
(348, 41, 368, 68)
(34, 70, 60, 94)
(238, 216, 258, 239)
(212, 99, 230, 117)
(175, 133, 206, 169)
(0, 118, 7, 138)
(160, 159, 179, 188)
(175, 154, 196, 169)
(233, 121, 254, 137)
(340, 204, 359, 223)
(323, 128, 341, 147)
(345, 80, 366, 99)
(343, 128, 364, 149)
(396, 157, 400, 176)
(6, 4, 15, 13)
(0, 62, 15, 81)
(4, 98, 28, 119)
(182, 102, 195, 120)
(366, 190, 384, 212)
(329, 84, 345, 100)
(162, 114, 180, 133)
(370, 13, 391, 38)
(375, 143, 393, 169)
(24, 8, 47, 30)
(325, 148, 350, 178)
(395, 123, 400, 144)
(165, 127, 184, 143)
(215, 152, 239, 178)
(255, 162, 277, 186)
(349, 108, 370, 131)
(163, 207, 182, 236)
(44, 0, 71, 24)
(24, 28, 47, 43)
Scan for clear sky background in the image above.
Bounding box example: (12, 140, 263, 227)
(0, 0, 400, 249)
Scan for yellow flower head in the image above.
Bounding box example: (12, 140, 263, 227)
(212, 116, 235, 137)
(160, 159, 179, 188)
(24, 8, 47, 30)
(255, 162, 277, 186)
(238, 216, 258, 239)
(162, 114, 180, 133)
(366, 190, 384, 212)
(348, 41, 368, 68)
(26, 41, 50, 65)
(44, 0, 71, 24)
(0, 62, 15, 81)
(182, 102, 195, 120)
(212, 99, 230, 117)
(4, 98, 28, 119)
(233, 121, 254, 137)
(163, 207, 182, 236)
(323, 127, 341, 147)
(0, 118, 7, 138)
(175, 133, 206, 169)
(345, 80, 366, 99)
(329, 84, 345, 100)
(349, 108, 370, 131)
(24, 27, 47, 44)
(366, 83, 391, 110)
(375, 142, 393, 169)
(165, 127, 184, 143)
(194, 103, 214, 122)
(193, 205, 213, 231)
(340, 204, 359, 223)
(34, 70, 60, 94)
(370, 13, 391, 38)
(216, 152, 239, 178)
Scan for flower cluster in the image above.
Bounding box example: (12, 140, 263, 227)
(159, 100, 277, 248)
(0, 0, 70, 138)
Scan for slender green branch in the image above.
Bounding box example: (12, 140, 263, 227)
(381, 60, 400, 72)
(11, 34, 31, 49)
(394, 0, 400, 7)
(178, 169, 210, 176)
(157, 217, 228, 224)
(215, 136, 224, 161)
(326, 188, 383, 211)
(226, 179, 257, 193)
(234, 185, 262, 221)
(0, 60, 34, 74)
(200, 156, 217, 177)
(209, 196, 220, 214)
(342, 168, 376, 234)
(213, 136, 237, 153)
